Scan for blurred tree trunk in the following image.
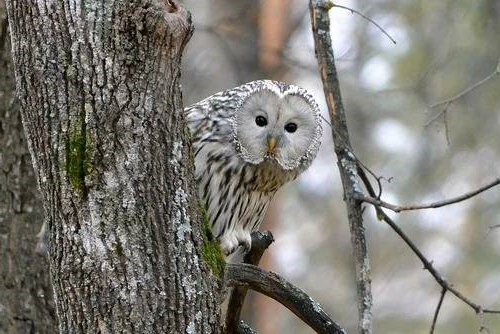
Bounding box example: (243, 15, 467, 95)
(212, 0, 262, 83)
(258, 0, 291, 79)
(5, 1, 222, 332)
(0, 4, 56, 333)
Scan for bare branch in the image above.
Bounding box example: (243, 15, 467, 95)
(430, 59, 500, 109)
(355, 178, 500, 213)
(478, 308, 491, 334)
(358, 167, 500, 316)
(225, 263, 346, 334)
(310, 1, 373, 332)
(426, 58, 500, 126)
(351, 151, 393, 199)
(429, 288, 446, 334)
(488, 224, 500, 232)
(225, 231, 274, 333)
(326, 2, 397, 45)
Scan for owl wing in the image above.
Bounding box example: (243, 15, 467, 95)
(184, 82, 263, 145)
(184, 93, 234, 149)
(184, 94, 239, 252)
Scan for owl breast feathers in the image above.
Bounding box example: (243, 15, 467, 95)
(185, 80, 322, 255)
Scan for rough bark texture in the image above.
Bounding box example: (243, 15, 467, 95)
(5, 1, 221, 332)
(0, 3, 56, 332)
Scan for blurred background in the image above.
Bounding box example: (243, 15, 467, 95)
(181, 0, 500, 333)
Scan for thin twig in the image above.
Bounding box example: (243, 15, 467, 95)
(426, 58, 500, 127)
(320, 114, 332, 127)
(225, 263, 346, 334)
(429, 288, 446, 334)
(350, 150, 393, 199)
(430, 59, 500, 109)
(478, 309, 491, 334)
(487, 224, 500, 233)
(483, 224, 500, 239)
(310, 1, 373, 332)
(478, 308, 491, 333)
(328, 3, 397, 45)
(358, 167, 500, 316)
(355, 178, 500, 213)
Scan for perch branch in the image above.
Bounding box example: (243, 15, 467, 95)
(310, 1, 373, 332)
(358, 167, 500, 320)
(226, 263, 346, 334)
(355, 178, 500, 213)
(225, 231, 274, 334)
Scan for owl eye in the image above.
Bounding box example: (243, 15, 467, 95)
(255, 116, 268, 127)
(284, 122, 298, 133)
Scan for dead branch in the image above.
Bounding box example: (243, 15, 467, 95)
(328, 3, 396, 45)
(225, 263, 346, 334)
(358, 167, 500, 323)
(426, 58, 500, 127)
(355, 178, 500, 213)
(429, 288, 446, 334)
(310, 1, 373, 332)
(225, 231, 274, 333)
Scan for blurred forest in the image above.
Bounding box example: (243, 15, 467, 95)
(0, 0, 499, 333)
(181, 0, 500, 333)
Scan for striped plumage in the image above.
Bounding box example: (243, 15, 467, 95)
(185, 80, 322, 255)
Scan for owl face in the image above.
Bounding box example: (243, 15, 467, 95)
(233, 86, 322, 170)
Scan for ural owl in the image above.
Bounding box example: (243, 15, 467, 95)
(186, 80, 322, 255)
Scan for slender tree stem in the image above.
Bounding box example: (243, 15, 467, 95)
(310, 1, 373, 332)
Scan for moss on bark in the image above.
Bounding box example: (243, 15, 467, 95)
(200, 205, 225, 278)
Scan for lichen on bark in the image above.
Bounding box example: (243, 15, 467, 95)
(5, 0, 222, 332)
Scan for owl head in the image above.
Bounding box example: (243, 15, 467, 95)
(232, 80, 322, 171)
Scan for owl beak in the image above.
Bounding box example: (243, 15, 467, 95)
(267, 137, 277, 154)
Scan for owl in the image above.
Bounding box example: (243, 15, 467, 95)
(186, 80, 322, 255)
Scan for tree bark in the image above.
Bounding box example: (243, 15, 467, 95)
(5, 1, 222, 332)
(0, 3, 56, 332)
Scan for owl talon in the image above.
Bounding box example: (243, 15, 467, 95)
(240, 240, 252, 254)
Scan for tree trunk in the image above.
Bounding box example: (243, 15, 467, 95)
(5, 1, 222, 332)
(0, 3, 56, 332)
